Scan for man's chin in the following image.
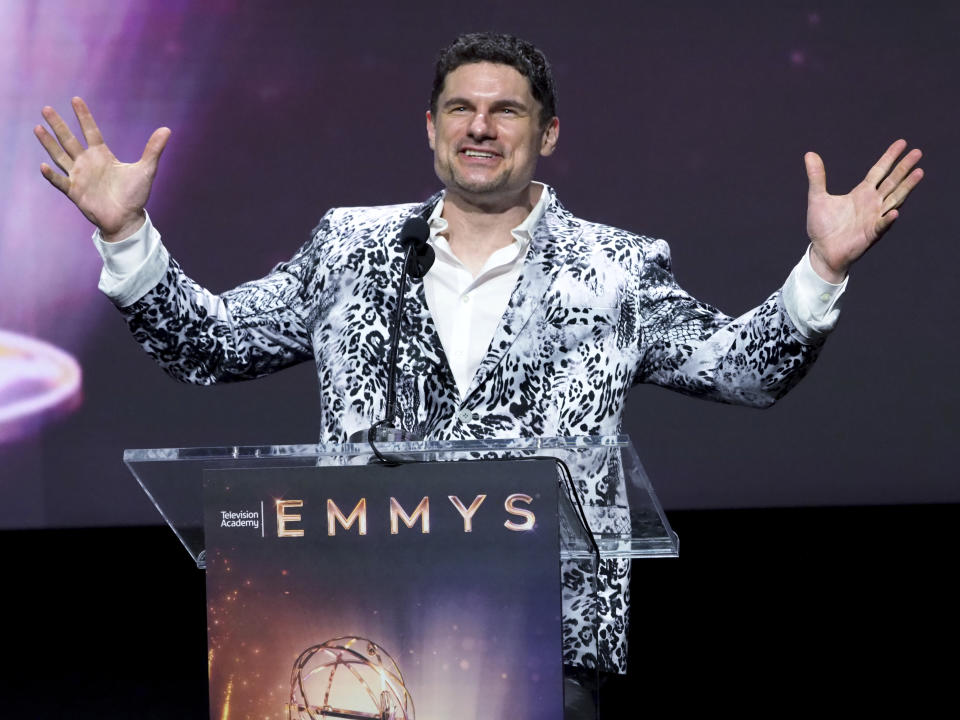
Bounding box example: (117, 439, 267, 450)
(455, 181, 505, 196)
(445, 172, 522, 200)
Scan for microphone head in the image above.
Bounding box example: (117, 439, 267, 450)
(400, 216, 434, 278)
(400, 216, 430, 250)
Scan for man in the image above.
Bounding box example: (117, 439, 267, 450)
(36, 32, 922, 679)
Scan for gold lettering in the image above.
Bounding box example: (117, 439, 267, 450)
(276, 500, 304, 538)
(390, 496, 430, 534)
(504, 493, 535, 531)
(448, 494, 487, 532)
(327, 498, 367, 536)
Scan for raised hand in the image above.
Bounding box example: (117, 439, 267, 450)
(804, 139, 923, 283)
(35, 97, 171, 242)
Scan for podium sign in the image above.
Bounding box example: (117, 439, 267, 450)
(203, 459, 564, 720)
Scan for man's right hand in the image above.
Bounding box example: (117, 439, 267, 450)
(35, 97, 170, 243)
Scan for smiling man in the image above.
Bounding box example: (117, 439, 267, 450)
(426, 59, 559, 279)
(36, 31, 923, 712)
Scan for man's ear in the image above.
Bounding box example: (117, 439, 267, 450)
(426, 110, 436, 151)
(540, 116, 559, 157)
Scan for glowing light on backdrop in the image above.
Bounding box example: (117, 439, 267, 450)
(4, 2, 167, 338)
(0, 329, 82, 443)
(0, 1, 206, 441)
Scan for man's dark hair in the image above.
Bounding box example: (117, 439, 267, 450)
(430, 33, 558, 128)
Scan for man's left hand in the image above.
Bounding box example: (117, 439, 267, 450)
(804, 139, 923, 283)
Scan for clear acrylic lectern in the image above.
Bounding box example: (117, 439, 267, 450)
(124, 435, 677, 720)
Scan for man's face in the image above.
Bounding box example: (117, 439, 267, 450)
(427, 62, 559, 205)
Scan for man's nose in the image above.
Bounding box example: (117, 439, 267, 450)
(468, 112, 495, 140)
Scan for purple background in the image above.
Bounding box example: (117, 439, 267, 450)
(1, 0, 957, 528)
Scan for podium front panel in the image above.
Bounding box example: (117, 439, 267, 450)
(202, 459, 564, 720)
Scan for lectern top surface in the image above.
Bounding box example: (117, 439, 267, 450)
(123, 434, 631, 462)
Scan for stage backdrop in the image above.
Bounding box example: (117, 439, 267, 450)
(1, 0, 957, 528)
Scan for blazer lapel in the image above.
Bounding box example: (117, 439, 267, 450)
(403, 279, 457, 390)
(397, 194, 460, 403)
(461, 188, 583, 404)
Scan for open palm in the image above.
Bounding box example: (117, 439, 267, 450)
(35, 97, 170, 242)
(805, 140, 923, 283)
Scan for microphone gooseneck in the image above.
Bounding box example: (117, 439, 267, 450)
(350, 215, 434, 463)
(382, 216, 431, 429)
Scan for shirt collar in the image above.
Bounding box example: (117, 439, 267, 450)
(427, 182, 548, 249)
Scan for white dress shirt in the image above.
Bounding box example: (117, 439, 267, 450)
(95, 185, 847, 399)
(422, 187, 545, 398)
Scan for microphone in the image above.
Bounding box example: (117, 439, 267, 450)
(348, 215, 433, 458)
(400, 216, 434, 278)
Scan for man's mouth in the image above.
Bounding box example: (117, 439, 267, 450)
(461, 149, 498, 159)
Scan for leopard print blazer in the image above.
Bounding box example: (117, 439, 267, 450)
(119, 185, 823, 672)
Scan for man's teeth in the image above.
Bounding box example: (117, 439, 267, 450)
(463, 150, 495, 158)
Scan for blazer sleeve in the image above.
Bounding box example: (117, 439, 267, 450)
(633, 237, 824, 408)
(116, 212, 337, 385)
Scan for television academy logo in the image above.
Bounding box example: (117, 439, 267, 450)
(215, 494, 538, 539)
(220, 507, 261, 531)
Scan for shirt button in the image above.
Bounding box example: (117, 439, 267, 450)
(461, 294, 470, 304)
(458, 409, 473, 423)
(819, 292, 831, 302)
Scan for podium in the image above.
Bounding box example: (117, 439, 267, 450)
(125, 435, 677, 719)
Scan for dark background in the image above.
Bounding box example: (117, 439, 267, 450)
(5, 507, 954, 716)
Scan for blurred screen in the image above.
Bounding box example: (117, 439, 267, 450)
(1, 0, 957, 528)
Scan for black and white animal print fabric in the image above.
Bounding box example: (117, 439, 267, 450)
(119, 186, 823, 672)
